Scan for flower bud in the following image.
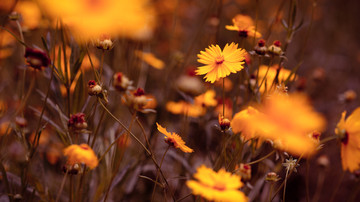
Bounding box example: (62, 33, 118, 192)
(317, 155, 330, 168)
(113, 72, 133, 92)
(94, 34, 113, 50)
(68, 113, 87, 133)
(235, 163, 251, 181)
(87, 80, 102, 96)
(254, 39, 267, 55)
(218, 114, 231, 131)
(265, 172, 280, 182)
(267, 40, 283, 56)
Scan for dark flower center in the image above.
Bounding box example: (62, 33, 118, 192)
(238, 30, 248, 38)
(341, 131, 349, 145)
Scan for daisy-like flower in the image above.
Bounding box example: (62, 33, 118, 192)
(156, 123, 193, 153)
(186, 165, 248, 202)
(335, 107, 360, 172)
(247, 93, 326, 156)
(225, 14, 261, 38)
(196, 42, 246, 83)
(166, 101, 206, 118)
(63, 144, 99, 169)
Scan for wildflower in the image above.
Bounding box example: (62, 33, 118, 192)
(225, 14, 261, 38)
(143, 94, 157, 110)
(254, 39, 267, 55)
(87, 80, 102, 96)
(219, 114, 231, 131)
(156, 123, 193, 153)
(113, 72, 133, 92)
(123, 88, 151, 112)
(186, 165, 248, 202)
(135, 50, 164, 69)
(335, 107, 360, 172)
(166, 101, 206, 118)
(282, 157, 299, 172)
(94, 34, 113, 50)
(176, 73, 205, 96)
(24, 48, 50, 70)
(63, 144, 98, 169)
(339, 90, 357, 102)
(267, 40, 283, 56)
(37, 0, 156, 42)
(265, 172, 280, 182)
(196, 43, 246, 83)
(235, 163, 251, 181)
(247, 93, 326, 156)
(231, 106, 260, 140)
(195, 89, 218, 107)
(317, 155, 330, 168)
(68, 113, 88, 132)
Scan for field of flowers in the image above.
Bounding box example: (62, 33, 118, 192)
(0, 0, 359, 201)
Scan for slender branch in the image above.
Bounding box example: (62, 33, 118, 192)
(151, 146, 170, 202)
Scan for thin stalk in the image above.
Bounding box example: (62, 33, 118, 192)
(69, 175, 73, 202)
(312, 168, 325, 202)
(151, 145, 170, 202)
(76, 165, 87, 202)
(306, 159, 310, 202)
(90, 108, 106, 148)
(258, 57, 273, 90)
(247, 150, 275, 165)
(0, 161, 13, 202)
(222, 78, 225, 116)
(99, 50, 104, 82)
(55, 170, 68, 202)
(268, 183, 274, 202)
(320, 135, 339, 145)
(283, 169, 289, 202)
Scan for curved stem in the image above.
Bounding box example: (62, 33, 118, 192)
(247, 150, 276, 165)
(283, 169, 289, 202)
(151, 145, 170, 202)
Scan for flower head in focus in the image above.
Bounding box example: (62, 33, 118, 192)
(196, 43, 246, 83)
(225, 14, 261, 38)
(248, 93, 326, 156)
(38, 0, 156, 42)
(335, 107, 360, 172)
(156, 123, 193, 153)
(186, 165, 248, 202)
(63, 144, 98, 169)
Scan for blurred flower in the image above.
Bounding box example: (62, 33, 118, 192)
(0, 100, 6, 117)
(156, 123, 193, 153)
(257, 64, 295, 93)
(195, 89, 217, 107)
(113, 72, 133, 92)
(231, 106, 260, 140)
(335, 107, 360, 172)
(317, 155, 330, 168)
(339, 90, 357, 103)
(267, 40, 283, 56)
(135, 50, 164, 69)
(143, 94, 157, 109)
(123, 88, 153, 113)
(176, 74, 205, 96)
(166, 101, 206, 118)
(265, 172, 280, 182)
(94, 34, 113, 50)
(68, 113, 88, 133)
(214, 77, 233, 92)
(248, 93, 326, 156)
(14, 1, 42, 31)
(0, 30, 15, 60)
(235, 163, 251, 181)
(24, 48, 50, 70)
(254, 39, 267, 55)
(38, 0, 156, 42)
(63, 144, 98, 169)
(196, 43, 246, 83)
(186, 165, 248, 202)
(225, 14, 261, 38)
(0, 121, 11, 135)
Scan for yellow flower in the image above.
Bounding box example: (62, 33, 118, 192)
(231, 106, 260, 140)
(195, 89, 218, 107)
(156, 123, 193, 153)
(166, 101, 206, 118)
(196, 43, 246, 83)
(335, 107, 360, 172)
(38, 0, 156, 42)
(225, 14, 261, 38)
(135, 50, 165, 69)
(248, 93, 326, 156)
(257, 64, 296, 93)
(63, 144, 99, 169)
(186, 165, 248, 202)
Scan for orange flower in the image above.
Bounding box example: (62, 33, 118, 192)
(63, 144, 98, 169)
(135, 50, 164, 69)
(225, 14, 261, 38)
(257, 64, 296, 93)
(196, 43, 246, 83)
(231, 106, 260, 140)
(166, 101, 206, 117)
(335, 107, 360, 172)
(156, 123, 193, 153)
(38, 0, 156, 42)
(248, 93, 326, 156)
(186, 165, 248, 202)
(195, 89, 218, 107)
(14, 1, 42, 30)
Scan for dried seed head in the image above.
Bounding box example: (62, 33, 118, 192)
(265, 172, 281, 182)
